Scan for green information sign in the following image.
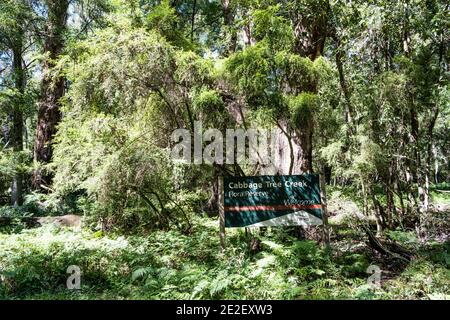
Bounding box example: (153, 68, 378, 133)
(224, 174, 322, 228)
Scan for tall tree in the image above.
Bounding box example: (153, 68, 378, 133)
(10, 40, 25, 205)
(33, 0, 69, 189)
(0, 0, 37, 205)
(288, 0, 330, 173)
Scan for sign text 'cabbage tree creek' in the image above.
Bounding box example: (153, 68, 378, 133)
(224, 174, 323, 228)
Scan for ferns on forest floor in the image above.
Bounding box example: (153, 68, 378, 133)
(0, 217, 448, 300)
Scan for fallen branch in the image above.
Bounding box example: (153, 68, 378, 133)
(362, 225, 411, 263)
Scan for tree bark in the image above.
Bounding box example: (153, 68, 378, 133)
(369, 184, 384, 237)
(394, 171, 405, 222)
(290, 11, 328, 174)
(331, 32, 353, 130)
(33, 0, 69, 190)
(361, 178, 369, 216)
(292, 121, 313, 173)
(287, 6, 329, 239)
(11, 46, 25, 206)
(385, 161, 396, 229)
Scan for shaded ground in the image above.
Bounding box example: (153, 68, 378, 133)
(0, 186, 448, 300)
(0, 211, 448, 300)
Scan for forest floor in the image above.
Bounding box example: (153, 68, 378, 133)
(0, 189, 449, 300)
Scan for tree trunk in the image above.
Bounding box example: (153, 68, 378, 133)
(414, 114, 425, 224)
(401, 0, 418, 221)
(11, 46, 25, 206)
(404, 156, 417, 216)
(33, 0, 69, 190)
(420, 105, 439, 230)
(361, 178, 369, 216)
(290, 8, 328, 174)
(433, 144, 439, 184)
(373, 202, 384, 237)
(288, 8, 329, 238)
(385, 162, 396, 229)
(292, 121, 313, 174)
(385, 186, 394, 229)
(205, 168, 219, 216)
(369, 184, 384, 237)
(332, 32, 353, 130)
(394, 173, 405, 223)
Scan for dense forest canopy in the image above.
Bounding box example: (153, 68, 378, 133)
(0, 0, 449, 300)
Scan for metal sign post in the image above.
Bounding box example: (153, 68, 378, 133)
(218, 176, 226, 250)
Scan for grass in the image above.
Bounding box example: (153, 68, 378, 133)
(430, 190, 450, 205)
(0, 215, 448, 300)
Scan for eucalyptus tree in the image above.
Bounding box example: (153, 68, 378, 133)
(225, 0, 333, 175)
(0, 0, 41, 206)
(32, 0, 69, 190)
(32, 0, 110, 190)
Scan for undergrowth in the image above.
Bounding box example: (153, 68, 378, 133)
(0, 217, 448, 300)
